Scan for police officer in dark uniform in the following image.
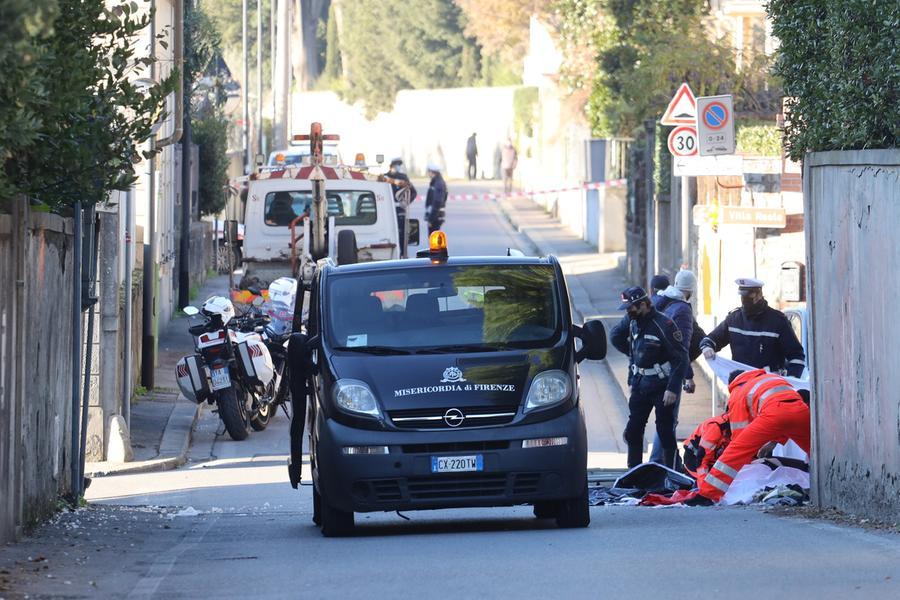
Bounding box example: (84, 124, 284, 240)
(425, 163, 447, 234)
(610, 286, 689, 469)
(385, 158, 417, 254)
(700, 278, 806, 377)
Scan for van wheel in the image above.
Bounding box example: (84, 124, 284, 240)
(556, 480, 590, 528)
(312, 483, 322, 526)
(319, 493, 354, 537)
(533, 501, 560, 519)
(336, 230, 358, 265)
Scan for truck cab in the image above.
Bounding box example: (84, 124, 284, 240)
(241, 164, 418, 286)
(290, 234, 608, 536)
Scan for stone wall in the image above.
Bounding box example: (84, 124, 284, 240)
(804, 149, 900, 522)
(0, 203, 76, 543)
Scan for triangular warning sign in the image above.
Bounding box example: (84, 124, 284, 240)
(661, 83, 697, 126)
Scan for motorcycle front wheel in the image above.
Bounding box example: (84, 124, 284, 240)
(217, 385, 251, 441)
(250, 402, 272, 431)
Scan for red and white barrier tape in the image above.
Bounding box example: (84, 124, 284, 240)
(416, 178, 627, 202)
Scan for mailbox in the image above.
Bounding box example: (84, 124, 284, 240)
(781, 261, 804, 302)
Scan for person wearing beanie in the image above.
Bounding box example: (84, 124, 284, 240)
(650, 274, 670, 296)
(649, 269, 703, 467)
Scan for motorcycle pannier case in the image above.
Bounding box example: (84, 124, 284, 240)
(176, 355, 210, 403)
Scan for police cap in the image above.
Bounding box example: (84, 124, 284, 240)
(618, 286, 649, 309)
(736, 277, 764, 295)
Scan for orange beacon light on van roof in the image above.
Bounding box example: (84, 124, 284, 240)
(418, 231, 448, 261)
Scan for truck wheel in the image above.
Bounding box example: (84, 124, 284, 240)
(533, 501, 560, 519)
(250, 402, 271, 431)
(336, 230, 358, 265)
(319, 493, 354, 537)
(217, 385, 251, 441)
(556, 480, 590, 528)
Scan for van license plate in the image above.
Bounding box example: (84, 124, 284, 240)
(210, 367, 231, 391)
(431, 455, 483, 473)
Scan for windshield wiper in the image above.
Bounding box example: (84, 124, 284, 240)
(415, 343, 515, 354)
(333, 345, 411, 355)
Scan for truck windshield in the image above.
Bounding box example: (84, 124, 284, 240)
(264, 190, 377, 227)
(326, 264, 561, 351)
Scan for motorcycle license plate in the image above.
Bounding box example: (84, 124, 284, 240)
(431, 455, 483, 474)
(210, 367, 231, 391)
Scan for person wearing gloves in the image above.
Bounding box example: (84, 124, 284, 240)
(682, 414, 731, 480)
(648, 269, 700, 466)
(700, 278, 806, 377)
(692, 368, 810, 504)
(425, 163, 448, 234)
(610, 286, 689, 469)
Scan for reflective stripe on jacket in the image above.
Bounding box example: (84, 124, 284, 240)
(726, 370, 802, 440)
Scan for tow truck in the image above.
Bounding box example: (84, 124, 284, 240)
(240, 123, 420, 290)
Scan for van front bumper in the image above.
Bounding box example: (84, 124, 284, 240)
(313, 405, 588, 513)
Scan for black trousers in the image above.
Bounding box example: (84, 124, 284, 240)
(288, 335, 312, 471)
(467, 158, 477, 180)
(623, 376, 677, 469)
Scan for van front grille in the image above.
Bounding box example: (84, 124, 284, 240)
(388, 405, 518, 430)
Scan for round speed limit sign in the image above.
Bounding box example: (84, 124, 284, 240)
(668, 125, 698, 156)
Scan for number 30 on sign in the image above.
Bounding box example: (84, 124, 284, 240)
(668, 125, 698, 157)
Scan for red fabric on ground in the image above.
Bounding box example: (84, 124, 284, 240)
(640, 489, 699, 506)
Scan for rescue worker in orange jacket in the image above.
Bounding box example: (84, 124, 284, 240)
(682, 414, 731, 481)
(697, 369, 810, 503)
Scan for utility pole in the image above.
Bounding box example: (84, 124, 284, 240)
(242, 0, 249, 174)
(257, 0, 264, 158)
(271, 0, 276, 146)
(273, 0, 291, 150)
(179, 0, 193, 310)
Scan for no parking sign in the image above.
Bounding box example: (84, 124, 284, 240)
(697, 95, 735, 156)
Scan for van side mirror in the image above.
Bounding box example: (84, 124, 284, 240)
(575, 319, 607, 362)
(407, 219, 420, 246)
(183, 306, 200, 316)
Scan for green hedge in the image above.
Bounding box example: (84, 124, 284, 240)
(769, 0, 900, 160)
(736, 120, 782, 156)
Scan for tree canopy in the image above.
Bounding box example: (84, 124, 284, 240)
(1, 0, 173, 209)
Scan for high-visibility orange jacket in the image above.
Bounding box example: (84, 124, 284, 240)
(699, 369, 810, 502)
(682, 414, 731, 479)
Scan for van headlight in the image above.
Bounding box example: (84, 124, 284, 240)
(333, 379, 382, 418)
(524, 370, 572, 413)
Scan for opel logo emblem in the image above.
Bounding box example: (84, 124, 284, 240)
(443, 408, 465, 428)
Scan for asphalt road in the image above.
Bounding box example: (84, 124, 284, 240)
(2, 181, 899, 599)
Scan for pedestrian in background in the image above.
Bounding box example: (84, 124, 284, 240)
(385, 158, 417, 251)
(649, 274, 670, 297)
(466, 133, 478, 180)
(610, 286, 689, 469)
(700, 278, 806, 377)
(501, 139, 518, 194)
(425, 163, 447, 235)
(648, 269, 698, 466)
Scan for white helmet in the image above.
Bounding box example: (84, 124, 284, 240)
(201, 295, 236, 325)
(268, 277, 298, 308)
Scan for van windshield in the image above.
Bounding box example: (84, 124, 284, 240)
(325, 264, 561, 351)
(264, 190, 377, 227)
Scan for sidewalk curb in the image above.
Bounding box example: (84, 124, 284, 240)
(85, 400, 201, 478)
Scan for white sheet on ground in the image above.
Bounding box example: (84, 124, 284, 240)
(721, 463, 810, 505)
